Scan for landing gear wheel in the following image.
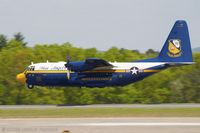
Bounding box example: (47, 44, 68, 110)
(27, 84, 34, 89)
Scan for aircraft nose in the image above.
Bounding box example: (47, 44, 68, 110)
(16, 73, 26, 84)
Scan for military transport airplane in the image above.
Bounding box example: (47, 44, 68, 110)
(16, 20, 193, 89)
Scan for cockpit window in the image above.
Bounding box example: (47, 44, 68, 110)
(26, 66, 35, 71)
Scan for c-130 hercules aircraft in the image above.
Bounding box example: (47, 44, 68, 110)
(16, 20, 193, 89)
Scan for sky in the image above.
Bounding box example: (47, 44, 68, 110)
(0, 0, 199, 52)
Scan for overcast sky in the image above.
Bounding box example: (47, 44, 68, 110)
(0, 0, 199, 52)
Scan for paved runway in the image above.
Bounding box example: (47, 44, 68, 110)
(0, 103, 200, 109)
(0, 118, 200, 133)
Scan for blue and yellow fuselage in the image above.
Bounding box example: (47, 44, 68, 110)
(16, 62, 167, 88)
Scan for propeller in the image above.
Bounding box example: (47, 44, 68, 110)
(65, 55, 71, 79)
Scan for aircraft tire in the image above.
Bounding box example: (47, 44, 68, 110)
(27, 84, 34, 89)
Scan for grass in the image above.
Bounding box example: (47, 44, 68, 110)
(0, 107, 200, 118)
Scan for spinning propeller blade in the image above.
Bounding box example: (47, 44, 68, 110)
(65, 55, 71, 79)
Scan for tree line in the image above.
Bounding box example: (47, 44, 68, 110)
(0, 33, 199, 105)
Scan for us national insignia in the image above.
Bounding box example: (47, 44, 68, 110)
(167, 39, 182, 57)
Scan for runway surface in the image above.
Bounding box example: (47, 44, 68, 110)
(0, 103, 200, 109)
(0, 117, 200, 133)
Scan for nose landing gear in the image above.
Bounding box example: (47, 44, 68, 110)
(26, 84, 34, 89)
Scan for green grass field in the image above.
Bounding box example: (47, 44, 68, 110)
(0, 107, 200, 118)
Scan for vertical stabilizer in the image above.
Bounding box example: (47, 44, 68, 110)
(158, 20, 193, 63)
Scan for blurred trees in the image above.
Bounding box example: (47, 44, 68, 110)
(0, 34, 7, 50)
(13, 32, 27, 47)
(0, 35, 199, 105)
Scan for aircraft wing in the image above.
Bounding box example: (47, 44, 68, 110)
(84, 58, 114, 70)
(68, 58, 114, 72)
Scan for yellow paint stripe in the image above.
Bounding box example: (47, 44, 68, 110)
(26, 70, 127, 74)
(26, 70, 74, 74)
(143, 70, 160, 72)
(25, 69, 160, 74)
(83, 70, 126, 73)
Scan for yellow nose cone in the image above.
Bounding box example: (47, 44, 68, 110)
(16, 73, 26, 84)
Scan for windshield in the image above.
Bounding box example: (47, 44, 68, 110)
(24, 66, 35, 72)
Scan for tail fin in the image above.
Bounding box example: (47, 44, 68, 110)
(158, 20, 193, 63)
